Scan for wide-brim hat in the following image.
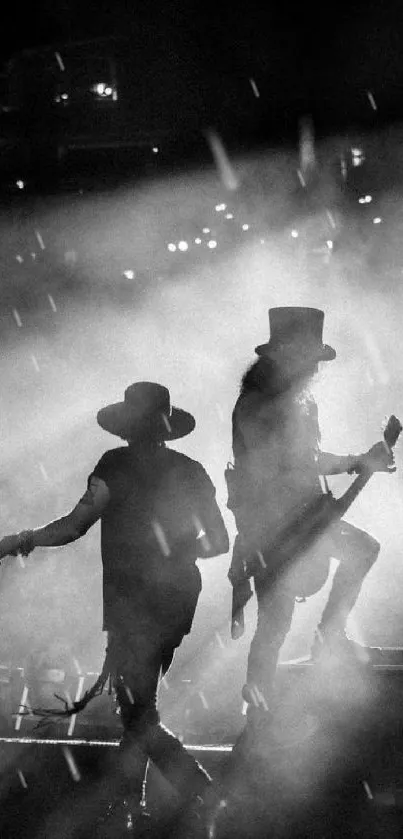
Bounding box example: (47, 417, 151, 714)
(97, 382, 195, 441)
(255, 307, 336, 363)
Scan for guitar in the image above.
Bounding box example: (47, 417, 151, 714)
(230, 415, 402, 636)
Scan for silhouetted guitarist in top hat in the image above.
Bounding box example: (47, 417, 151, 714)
(227, 307, 398, 731)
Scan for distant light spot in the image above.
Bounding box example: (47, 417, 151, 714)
(373, 217, 382, 224)
(178, 240, 188, 251)
(291, 229, 299, 238)
(242, 223, 249, 231)
(202, 227, 210, 234)
(207, 240, 217, 249)
(167, 243, 176, 252)
(123, 270, 135, 279)
(194, 237, 202, 244)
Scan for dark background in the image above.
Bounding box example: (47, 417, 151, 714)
(3, 0, 403, 138)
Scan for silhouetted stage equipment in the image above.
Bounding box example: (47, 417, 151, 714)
(1, 652, 403, 837)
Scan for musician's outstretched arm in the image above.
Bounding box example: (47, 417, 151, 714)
(0, 476, 110, 560)
(318, 451, 363, 476)
(319, 442, 395, 477)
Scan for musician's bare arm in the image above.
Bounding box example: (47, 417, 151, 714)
(318, 451, 362, 476)
(319, 443, 395, 477)
(0, 476, 110, 560)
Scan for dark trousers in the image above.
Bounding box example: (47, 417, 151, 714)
(246, 519, 380, 707)
(107, 617, 211, 810)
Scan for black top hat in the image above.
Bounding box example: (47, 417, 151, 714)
(255, 307, 336, 362)
(97, 382, 196, 441)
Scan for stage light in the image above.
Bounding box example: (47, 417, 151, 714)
(16, 180, 25, 189)
(194, 238, 202, 244)
(123, 270, 135, 279)
(152, 147, 159, 153)
(215, 203, 226, 212)
(91, 83, 115, 99)
(373, 217, 382, 224)
(291, 230, 299, 238)
(178, 241, 189, 251)
(167, 243, 176, 252)
(242, 223, 249, 231)
(207, 240, 217, 249)
(225, 213, 233, 219)
(351, 147, 365, 167)
(202, 227, 210, 234)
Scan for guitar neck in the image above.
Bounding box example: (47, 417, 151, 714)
(333, 471, 372, 520)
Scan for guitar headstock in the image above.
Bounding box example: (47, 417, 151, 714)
(383, 415, 403, 449)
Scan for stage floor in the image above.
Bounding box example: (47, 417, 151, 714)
(1, 653, 403, 838)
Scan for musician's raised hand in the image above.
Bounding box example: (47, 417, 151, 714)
(360, 441, 396, 475)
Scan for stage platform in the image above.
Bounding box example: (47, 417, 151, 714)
(0, 651, 403, 837)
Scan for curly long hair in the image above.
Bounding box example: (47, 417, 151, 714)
(233, 356, 319, 461)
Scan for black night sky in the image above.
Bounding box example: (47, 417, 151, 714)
(3, 0, 403, 135)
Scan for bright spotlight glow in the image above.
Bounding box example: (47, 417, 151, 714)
(16, 180, 25, 189)
(94, 83, 113, 96)
(203, 227, 211, 234)
(123, 270, 135, 279)
(225, 213, 234, 219)
(152, 147, 159, 153)
(358, 195, 372, 204)
(326, 240, 333, 250)
(215, 203, 226, 212)
(167, 243, 177, 252)
(207, 240, 217, 249)
(291, 229, 299, 238)
(352, 147, 365, 167)
(195, 238, 202, 244)
(373, 217, 382, 224)
(178, 241, 189, 251)
(242, 223, 250, 231)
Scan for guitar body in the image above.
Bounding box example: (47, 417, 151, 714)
(286, 550, 332, 600)
(229, 416, 402, 622)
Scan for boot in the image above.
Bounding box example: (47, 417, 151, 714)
(310, 628, 370, 664)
